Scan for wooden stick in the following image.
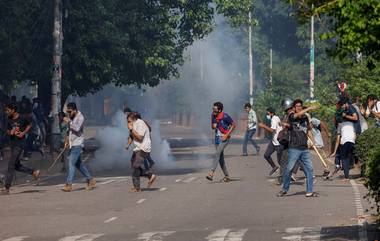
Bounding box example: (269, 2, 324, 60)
(47, 147, 67, 173)
(307, 136, 328, 168)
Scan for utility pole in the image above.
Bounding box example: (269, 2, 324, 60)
(51, 0, 63, 151)
(269, 48, 273, 86)
(310, 4, 315, 100)
(248, 11, 253, 105)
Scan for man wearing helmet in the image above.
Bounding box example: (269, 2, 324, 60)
(277, 99, 319, 197)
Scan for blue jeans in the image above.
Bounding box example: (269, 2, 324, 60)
(66, 146, 92, 184)
(243, 129, 259, 154)
(282, 148, 314, 193)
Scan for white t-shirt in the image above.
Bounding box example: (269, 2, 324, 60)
(373, 101, 380, 124)
(271, 115, 282, 146)
(337, 122, 356, 145)
(132, 119, 151, 153)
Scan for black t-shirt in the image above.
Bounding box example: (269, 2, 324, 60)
(288, 113, 309, 150)
(7, 116, 30, 143)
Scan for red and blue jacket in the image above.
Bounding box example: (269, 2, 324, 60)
(211, 112, 234, 145)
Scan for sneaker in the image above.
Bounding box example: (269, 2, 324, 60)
(22, 156, 30, 161)
(61, 184, 72, 192)
(269, 167, 279, 176)
(86, 178, 96, 190)
(291, 174, 297, 182)
(129, 187, 141, 193)
(242, 153, 248, 156)
(147, 174, 157, 188)
(277, 190, 287, 197)
(222, 176, 231, 182)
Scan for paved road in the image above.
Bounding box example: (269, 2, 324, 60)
(0, 126, 369, 241)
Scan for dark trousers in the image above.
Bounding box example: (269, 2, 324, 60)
(340, 142, 355, 179)
(5, 145, 35, 189)
(24, 133, 39, 157)
(264, 142, 284, 169)
(131, 151, 152, 189)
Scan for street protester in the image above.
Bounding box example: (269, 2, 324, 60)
(333, 98, 357, 181)
(125, 111, 156, 174)
(242, 103, 260, 156)
(1, 103, 40, 195)
(258, 107, 283, 176)
(61, 102, 96, 192)
(362, 94, 380, 128)
(206, 102, 236, 182)
(277, 99, 319, 197)
(126, 112, 157, 192)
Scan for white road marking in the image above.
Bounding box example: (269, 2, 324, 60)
(350, 180, 368, 241)
(225, 229, 248, 241)
(104, 217, 118, 223)
(2, 236, 29, 241)
(285, 227, 304, 234)
(283, 227, 322, 241)
(137, 199, 146, 204)
(137, 231, 175, 241)
(58, 234, 104, 241)
(282, 235, 302, 241)
(159, 187, 167, 191)
(96, 176, 128, 181)
(183, 177, 196, 183)
(98, 180, 115, 185)
(206, 229, 230, 241)
(175, 179, 182, 183)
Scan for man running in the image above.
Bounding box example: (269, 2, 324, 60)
(61, 102, 96, 192)
(206, 102, 235, 182)
(258, 107, 283, 176)
(1, 103, 40, 195)
(278, 99, 318, 197)
(242, 103, 260, 156)
(127, 112, 156, 192)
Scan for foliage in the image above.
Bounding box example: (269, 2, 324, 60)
(355, 127, 380, 169)
(287, 0, 380, 60)
(364, 136, 380, 214)
(0, 0, 254, 103)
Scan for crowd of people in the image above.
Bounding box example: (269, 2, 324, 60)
(208, 93, 380, 197)
(0, 90, 379, 196)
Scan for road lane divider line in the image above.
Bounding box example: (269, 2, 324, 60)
(104, 217, 118, 223)
(137, 231, 175, 241)
(206, 229, 230, 241)
(58, 234, 104, 241)
(98, 180, 115, 185)
(183, 177, 197, 183)
(2, 236, 29, 241)
(350, 180, 368, 241)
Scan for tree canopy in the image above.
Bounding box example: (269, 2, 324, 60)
(0, 0, 253, 102)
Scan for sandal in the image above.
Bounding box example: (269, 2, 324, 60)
(222, 176, 231, 182)
(277, 190, 287, 197)
(206, 171, 214, 181)
(305, 192, 319, 197)
(129, 187, 141, 193)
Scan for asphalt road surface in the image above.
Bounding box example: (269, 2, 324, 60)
(0, 126, 369, 241)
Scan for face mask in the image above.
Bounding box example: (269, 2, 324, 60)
(266, 115, 271, 120)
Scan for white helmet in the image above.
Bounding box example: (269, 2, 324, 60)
(282, 98, 293, 111)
